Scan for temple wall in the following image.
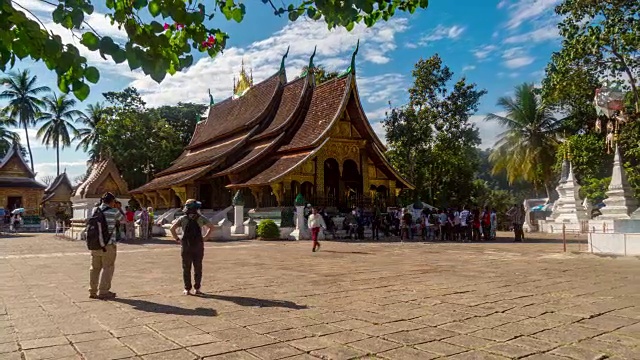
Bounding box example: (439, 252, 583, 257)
(0, 188, 44, 214)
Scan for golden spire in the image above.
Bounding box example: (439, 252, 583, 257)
(234, 58, 253, 96)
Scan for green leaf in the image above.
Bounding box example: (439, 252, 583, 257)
(231, 8, 243, 22)
(85, 66, 100, 83)
(133, 0, 148, 10)
(150, 21, 164, 33)
(148, 0, 161, 17)
(112, 49, 127, 64)
(307, 8, 316, 18)
(288, 11, 299, 21)
(58, 76, 70, 93)
(81, 32, 100, 51)
(345, 21, 354, 31)
(52, 5, 65, 23)
(73, 81, 90, 101)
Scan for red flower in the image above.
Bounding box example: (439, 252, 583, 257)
(207, 35, 216, 44)
(163, 23, 170, 30)
(176, 23, 184, 30)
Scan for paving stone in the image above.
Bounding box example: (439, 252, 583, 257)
(616, 322, 640, 339)
(0, 341, 18, 354)
(485, 343, 536, 358)
(332, 319, 372, 330)
(443, 334, 498, 349)
(350, 337, 401, 353)
(415, 340, 468, 356)
(189, 341, 239, 357)
(576, 338, 639, 358)
(267, 328, 313, 342)
(111, 326, 154, 338)
(229, 333, 277, 350)
(379, 346, 438, 359)
(445, 350, 510, 359)
(2, 352, 23, 360)
(470, 328, 517, 342)
(321, 331, 370, 344)
(532, 324, 604, 344)
(20, 335, 69, 349)
(507, 336, 559, 352)
(194, 320, 241, 332)
(142, 349, 198, 360)
(247, 343, 303, 360)
(23, 344, 78, 360)
(356, 324, 402, 337)
(595, 332, 639, 347)
(384, 320, 425, 331)
(247, 321, 294, 334)
(119, 333, 180, 355)
(302, 323, 343, 336)
(550, 345, 608, 360)
(288, 336, 336, 351)
(518, 354, 569, 360)
(74, 338, 128, 354)
(148, 319, 194, 331)
(440, 322, 484, 334)
(81, 346, 137, 360)
(578, 314, 638, 331)
(161, 326, 220, 346)
(535, 312, 583, 326)
(204, 350, 261, 359)
(310, 344, 367, 360)
(67, 330, 114, 343)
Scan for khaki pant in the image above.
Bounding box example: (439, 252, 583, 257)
(89, 244, 117, 295)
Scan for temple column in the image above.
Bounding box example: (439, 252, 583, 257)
(361, 151, 370, 199)
(158, 189, 171, 209)
(249, 187, 262, 208)
(231, 190, 245, 235)
(316, 155, 325, 199)
(271, 182, 283, 206)
(171, 186, 187, 206)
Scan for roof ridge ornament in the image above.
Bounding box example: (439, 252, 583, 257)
(280, 45, 290, 73)
(349, 39, 359, 74)
(208, 88, 214, 106)
(309, 45, 317, 71)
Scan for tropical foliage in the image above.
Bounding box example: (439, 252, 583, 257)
(1, 0, 428, 100)
(37, 93, 83, 176)
(0, 70, 50, 171)
(300, 64, 340, 84)
(485, 83, 560, 198)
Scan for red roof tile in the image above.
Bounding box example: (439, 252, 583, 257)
(214, 134, 283, 176)
(258, 77, 307, 138)
(280, 75, 350, 151)
(230, 151, 311, 186)
(131, 165, 210, 193)
(188, 73, 282, 148)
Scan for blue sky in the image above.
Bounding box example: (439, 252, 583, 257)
(3, 0, 562, 183)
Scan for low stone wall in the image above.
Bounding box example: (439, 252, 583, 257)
(588, 232, 640, 256)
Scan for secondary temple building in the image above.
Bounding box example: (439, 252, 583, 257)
(0, 144, 46, 214)
(131, 45, 413, 210)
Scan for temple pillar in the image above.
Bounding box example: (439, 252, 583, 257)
(271, 182, 283, 206)
(316, 155, 325, 199)
(231, 190, 245, 235)
(361, 151, 370, 198)
(290, 204, 309, 240)
(158, 189, 171, 209)
(171, 186, 187, 205)
(249, 187, 262, 208)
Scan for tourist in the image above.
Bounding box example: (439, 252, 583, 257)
(401, 209, 412, 241)
(481, 206, 491, 241)
(307, 207, 326, 252)
(453, 207, 461, 241)
(507, 204, 525, 242)
(472, 208, 481, 242)
(147, 207, 154, 237)
(460, 206, 470, 242)
(139, 208, 149, 240)
(490, 208, 497, 240)
(371, 207, 381, 241)
(438, 209, 447, 241)
(114, 201, 124, 241)
(125, 206, 135, 241)
(170, 199, 214, 295)
(89, 192, 123, 300)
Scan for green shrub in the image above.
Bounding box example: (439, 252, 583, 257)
(257, 219, 280, 239)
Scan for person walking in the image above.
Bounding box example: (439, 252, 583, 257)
(139, 208, 149, 240)
(490, 208, 497, 240)
(307, 207, 326, 252)
(88, 192, 123, 300)
(170, 199, 214, 295)
(481, 206, 491, 241)
(507, 204, 525, 242)
(460, 206, 470, 242)
(125, 206, 135, 241)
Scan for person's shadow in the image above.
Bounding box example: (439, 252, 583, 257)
(112, 298, 217, 316)
(196, 294, 308, 310)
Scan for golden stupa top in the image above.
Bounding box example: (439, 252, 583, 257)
(233, 59, 253, 97)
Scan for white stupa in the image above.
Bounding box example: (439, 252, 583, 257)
(598, 145, 638, 219)
(539, 158, 588, 233)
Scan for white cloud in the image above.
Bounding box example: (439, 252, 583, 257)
(370, 120, 388, 146)
(366, 106, 390, 122)
(502, 0, 560, 29)
(462, 65, 476, 72)
(504, 25, 559, 44)
(35, 162, 86, 182)
(358, 73, 407, 105)
(472, 45, 498, 61)
(10, 127, 80, 150)
(470, 112, 507, 149)
(419, 25, 466, 45)
(497, 0, 510, 9)
(502, 47, 535, 69)
(130, 17, 409, 107)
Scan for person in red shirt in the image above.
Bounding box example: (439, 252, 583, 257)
(125, 206, 135, 241)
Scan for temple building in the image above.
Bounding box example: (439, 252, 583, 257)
(131, 45, 413, 210)
(0, 144, 46, 214)
(71, 157, 129, 219)
(41, 172, 74, 225)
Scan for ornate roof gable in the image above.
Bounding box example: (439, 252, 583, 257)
(0, 144, 37, 179)
(74, 158, 128, 198)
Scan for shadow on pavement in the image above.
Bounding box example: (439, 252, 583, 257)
(196, 293, 308, 309)
(112, 298, 217, 316)
(320, 250, 372, 255)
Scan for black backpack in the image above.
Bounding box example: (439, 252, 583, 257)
(86, 207, 110, 250)
(182, 215, 203, 247)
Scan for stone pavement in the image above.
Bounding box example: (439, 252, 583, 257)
(1, 233, 639, 360)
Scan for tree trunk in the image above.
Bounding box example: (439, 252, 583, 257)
(611, 46, 639, 112)
(56, 142, 60, 176)
(23, 121, 34, 173)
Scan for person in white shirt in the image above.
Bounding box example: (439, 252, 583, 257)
(460, 206, 470, 242)
(307, 207, 326, 252)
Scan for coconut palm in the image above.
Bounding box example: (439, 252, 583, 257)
(0, 69, 50, 171)
(0, 117, 20, 157)
(37, 93, 84, 176)
(75, 102, 105, 163)
(485, 83, 560, 198)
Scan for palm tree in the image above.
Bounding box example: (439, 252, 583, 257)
(37, 93, 84, 176)
(0, 117, 20, 157)
(485, 83, 560, 198)
(75, 102, 105, 163)
(0, 70, 50, 172)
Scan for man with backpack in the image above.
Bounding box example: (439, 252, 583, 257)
(86, 192, 123, 300)
(169, 199, 215, 295)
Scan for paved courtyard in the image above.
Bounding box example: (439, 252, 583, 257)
(1, 233, 639, 360)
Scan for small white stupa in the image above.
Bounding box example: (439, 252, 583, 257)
(539, 157, 588, 233)
(598, 145, 638, 220)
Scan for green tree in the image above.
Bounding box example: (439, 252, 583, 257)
(300, 64, 340, 84)
(1, 0, 429, 101)
(148, 102, 207, 146)
(75, 102, 106, 164)
(37, 93, 83, 176)
(0, 117, 20, 157)
(0, 69, 50, 172)
(385, 54, 486, 206)
(486, 83, 560, 198)
(546, 0, 640, 112)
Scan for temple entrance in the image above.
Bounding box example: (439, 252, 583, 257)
(199, 183, 213, 209)
(7, 196, 22, 210)
(173, 195, 181, 208)
(342, 159, 362, 193)
(324, 158, 340, 206)
(301, 181, 314, 202)
(290, 180, 301, 204)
